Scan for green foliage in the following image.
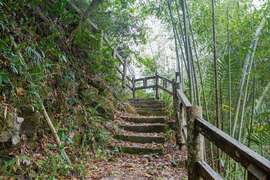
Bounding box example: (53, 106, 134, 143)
(159, 91, 174, 117)
(138, 57, 156, 75)
(38, 154, 72, 177)
(0, 0, 144, 177)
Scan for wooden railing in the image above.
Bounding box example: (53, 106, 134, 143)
(68, 5, 269, 179)
(121, 73, 270, 180)
(175, 91, 270, 179)
(120, 72, 174, 99)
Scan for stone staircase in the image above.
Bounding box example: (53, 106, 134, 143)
(112, 98, 168, 154)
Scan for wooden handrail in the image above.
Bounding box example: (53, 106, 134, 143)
(158, 85, 173, 95)
(196, 117, 270, 177)
(174, 87, 270, 179)
(176, 89, 192, 107)
(157, 75, 174, 85)
(196, 161, 223, 180)
(135, 76, 156, 82)
(116, 69, 270, 179)
(127, 72, 270, 179)
(128, 74, 175, 98)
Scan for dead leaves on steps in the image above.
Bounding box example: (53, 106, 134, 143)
(87, 143, 187, 179)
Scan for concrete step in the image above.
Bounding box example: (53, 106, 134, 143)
(114, 134, 165, 144)
(121, 116, 166, 123)
(119, 123, 166, 133)
(111, 141, 164, 154)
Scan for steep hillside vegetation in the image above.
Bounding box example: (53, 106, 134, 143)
(0, 0, 141, 177)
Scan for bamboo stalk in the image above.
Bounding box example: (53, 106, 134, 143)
(232, 17, 266, 138)
(42, 104, 71, 165)
(9, 35, 71, 165)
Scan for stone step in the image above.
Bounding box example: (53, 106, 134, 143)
(119, 123, 166, 133)
(122, 116, 166, 123)
(114, 134, 165, 144)
(136, 109, 166, 116)
(129, 99, 165, 106)
(111, 141, 163, 154)
(135, 107, 165, 111)
(129, 98, 157, 102)
(131, 103, 165, 109)
(130, 102, 165, 107)
(135, 108, 166, 115)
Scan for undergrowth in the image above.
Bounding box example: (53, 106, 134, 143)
(0, 0, 128, 177)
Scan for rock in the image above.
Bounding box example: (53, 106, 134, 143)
(12, 117, 24, 145)
(21, 159, 31, 166)
(18, 105, 41, 137)
(0, 131, 12, 142)
(0, 107, 24, 144)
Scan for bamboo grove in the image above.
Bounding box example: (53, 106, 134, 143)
(146, 0, 270, 178)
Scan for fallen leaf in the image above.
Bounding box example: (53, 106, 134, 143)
(16, 87, 25, 96)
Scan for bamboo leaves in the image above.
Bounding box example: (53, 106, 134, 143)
(232, 17, 266, 140)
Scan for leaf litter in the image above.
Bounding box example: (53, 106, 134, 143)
(87, 143, 187, 179)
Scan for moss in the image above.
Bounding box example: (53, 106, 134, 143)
(0, 0, 122, 176)
(0, 104, 15, 142)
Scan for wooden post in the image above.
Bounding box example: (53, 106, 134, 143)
(132, 77, 135, 99)
(155, 72, 159, 99)
(175, 72, 178, 82)
(143, 78, 147, 88)
(173, 80, 182, 147)
(122, 59, 127, 89)
(187, 106, 204, 180)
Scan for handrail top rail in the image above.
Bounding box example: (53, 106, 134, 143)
(134, 76, 156, 82)
(133, 74, 173, 83)
(156, 75, 174, 84)
(196, 117, 270, 174)
(176, 89, 192, 107)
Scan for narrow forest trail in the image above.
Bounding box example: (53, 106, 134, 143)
(87, 98, 187, 179)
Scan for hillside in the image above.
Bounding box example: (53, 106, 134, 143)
(0, 0, 132, 176)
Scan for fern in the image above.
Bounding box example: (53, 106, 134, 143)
(26, 46, 45, 65)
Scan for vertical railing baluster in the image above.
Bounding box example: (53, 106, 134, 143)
(132, 77, 135, 99)
(122, 59, 127, 88)
(155, 72, 159, 99)
(143, 78, 147, 88)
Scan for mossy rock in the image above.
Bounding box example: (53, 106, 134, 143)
(0, 105, 15, 142)
(18, 105, 42, 137)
